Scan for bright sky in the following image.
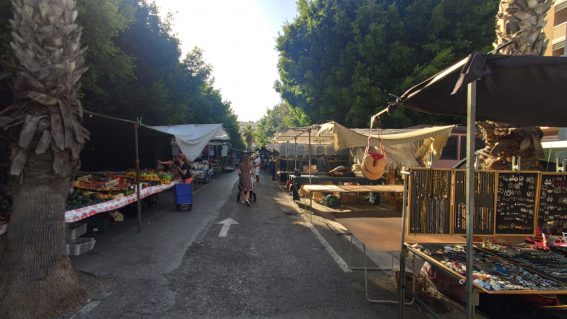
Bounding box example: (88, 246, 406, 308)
(153, 0, 298, 122)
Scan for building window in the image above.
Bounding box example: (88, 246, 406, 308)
(555, 2, 567, 26)
(553, 40, 566, 56)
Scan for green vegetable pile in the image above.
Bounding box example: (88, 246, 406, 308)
(320, 195, 341, 208)
(66, 191, 105, 210)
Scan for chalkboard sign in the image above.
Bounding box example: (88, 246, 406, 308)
(454, 170, 495, 235)
(538, 173, 567, 231)
(495, 172, 538, 235)
(408, 169, 452, 234)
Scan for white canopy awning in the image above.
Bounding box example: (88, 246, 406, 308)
(151, 124, 229, 161)
(271, 126, 334, 144)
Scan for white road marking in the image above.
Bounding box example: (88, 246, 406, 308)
(276, 182, 352, 273)
(305, 219, 352, 273)
(217, 218, 238, 237)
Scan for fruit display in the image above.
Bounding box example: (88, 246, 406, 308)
(74, 174, 131, 192)
(126, 170, 174, 184)
(66, 191, 106, 210)
(158, 172, 173, 184)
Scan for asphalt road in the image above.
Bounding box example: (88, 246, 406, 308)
(64, 172, 447, 318)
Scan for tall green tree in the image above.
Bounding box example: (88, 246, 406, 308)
(242, 125, 256, 151)
(0, 0, 244, 150)
(0, 0, 88, 318)
(256, 102, 311, 147)
(276, 0, 499, 128)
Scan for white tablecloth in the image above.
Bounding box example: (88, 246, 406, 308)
(64, 183, 175, 223)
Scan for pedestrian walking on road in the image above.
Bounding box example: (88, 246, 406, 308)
(253, 154, 261, 184)
(238, 154, 254, 206)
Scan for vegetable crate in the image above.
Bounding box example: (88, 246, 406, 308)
(66, 238, 96, 256)
(67, 223, 87, 241)
(174, 183, 193, 210)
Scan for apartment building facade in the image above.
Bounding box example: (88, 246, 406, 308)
(545, 0, 567, 56)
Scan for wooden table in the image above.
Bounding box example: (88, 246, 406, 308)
(289, 175, 372, 188)
(301, 184, 404, 195)
(337, 217, 465, 253)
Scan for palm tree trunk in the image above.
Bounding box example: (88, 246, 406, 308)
(1, 153, 85, 319)
(0, 0, 89, 317)
(479, 0, 551, 170)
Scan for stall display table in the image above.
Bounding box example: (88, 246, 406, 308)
(480, 242, 567, 284)
(301, 184, 404, 196)
(337, 217, 465, 252)
(64, 182, 175, 222)
(300, 184, 404, 213)
(335, 216, 464, 303)
(407, 243, 567, 295)
(289, 175, 372, 188)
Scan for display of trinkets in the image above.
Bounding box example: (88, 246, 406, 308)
(454, 171, 495, 235)
(495, 172, 538, 235)
(480, 242, 567, 284)
(412, 243, 566, 292)
(409, 169, 451, 234)
(538, 173, 567, 231)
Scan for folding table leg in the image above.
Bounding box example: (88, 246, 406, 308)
(360, 244, 415, 305)
(348, 234, 382, 271)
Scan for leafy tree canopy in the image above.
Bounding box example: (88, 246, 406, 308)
(0, 0, 244, 149)
(255, 102, 311, 147)
(276, 0, 498, 128)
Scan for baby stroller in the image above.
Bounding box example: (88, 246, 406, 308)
(236, 180, 257, 203)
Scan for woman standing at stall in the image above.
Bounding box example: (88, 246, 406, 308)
(159, 153, 192, 184)
(238, 154, 253, 206)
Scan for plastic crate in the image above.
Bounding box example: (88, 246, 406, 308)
(67, 223, 87, 241)
(66, 237, 95, 256)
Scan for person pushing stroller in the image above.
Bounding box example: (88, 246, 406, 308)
(237, 154, 254, 206)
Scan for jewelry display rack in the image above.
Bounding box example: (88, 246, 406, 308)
(538, 173, 567, 229)
(407, 169, 546, 237)
(494, 171, 539, 235)
(408, 168, 452, 234)
(454, 170, 495, 235)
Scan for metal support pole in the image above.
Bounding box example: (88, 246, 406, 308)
(465, 81, 477, 319)
(294, 137, 298, 171)
(308, 128, 312, 184)
(285, 142, 289, 172)
(134, 119, 142, 233)
(399, 168, 410, 318)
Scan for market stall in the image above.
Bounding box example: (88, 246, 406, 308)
(317, 121, 454, 169)
(380, 53, 567, 318)
(271, 123, 454, 187)
(1, 111, 179, 254)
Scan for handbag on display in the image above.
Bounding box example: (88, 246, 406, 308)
(361, 117, 387, 180)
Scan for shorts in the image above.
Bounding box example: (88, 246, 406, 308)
(254, 167, 260, 176)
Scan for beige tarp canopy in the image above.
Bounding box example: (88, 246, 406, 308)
(317, 121, 454, 149)
(317, 122, 455, 168)
(270, 122, 454, 169)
